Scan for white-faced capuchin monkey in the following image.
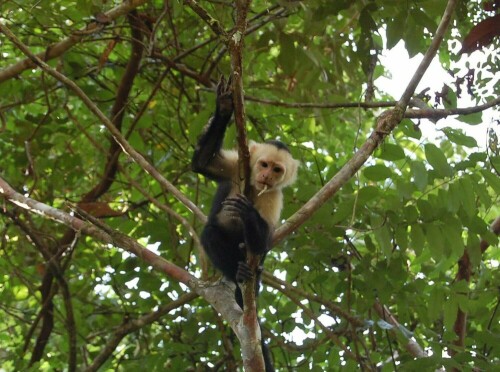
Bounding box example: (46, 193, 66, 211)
(192, 77, 299, 372)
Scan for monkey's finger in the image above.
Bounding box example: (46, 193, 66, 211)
(223, 210, 242, 220)
(222, 208, 244, 218)
(216, 76, 225, 95)
(226, 74, 233, 89)
(225, 195, 251, 207)
(222, 198, 243, 206)
(236, 262, 253, 282)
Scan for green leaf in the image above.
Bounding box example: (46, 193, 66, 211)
(376, 143, 406, 161)
(491, 156, 500, 170)
(399, 119, 422, 139)
(410, 224, 425, 256)
(371, 214, 392, 257)
(425, 223, 444, 261)
(456, 112, 482, 125)
(364, 164, 392, 181)
(459, 176, 476, 217)
(424, 144, 453, 178)
(278, 34, 297, 75)
(442, 218, 464, 258)
(441, 128, 477, 147)
(395, 225, 408, 251)
(404, 205, 419, 223)
(411, 161, 428, 191)
(481, 170, 500, 194)
(428, 286, 444, 322)
(447, 181, 461, 213)
(357, 186, 379, 203)
(387, 10, 407, 49)
(443, 295, 458, 330)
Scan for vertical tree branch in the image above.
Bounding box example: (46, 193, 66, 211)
(451, 216, 500, 366)
(225, 1, 265, 370)
(229, 1, 252, 197)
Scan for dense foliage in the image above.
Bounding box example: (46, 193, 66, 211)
(0, 0, 499, 370)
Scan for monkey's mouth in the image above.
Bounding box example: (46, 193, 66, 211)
(256, 181, 271, 190)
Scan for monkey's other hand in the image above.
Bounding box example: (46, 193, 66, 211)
(236, 261, 253, 283)
(216, 75, 233, 119)
(222, 194, 254, 220)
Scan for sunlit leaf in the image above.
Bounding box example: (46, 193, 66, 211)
(364, 164, 392, 181)
(424, 144, 453, 178)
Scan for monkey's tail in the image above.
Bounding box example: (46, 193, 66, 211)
(262, 337, 275, 372)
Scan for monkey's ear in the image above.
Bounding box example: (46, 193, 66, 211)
(248, 140, 257, 153)
(284, 158, 300, 187)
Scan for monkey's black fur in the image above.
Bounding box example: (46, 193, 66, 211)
(192, 77, 275, 371)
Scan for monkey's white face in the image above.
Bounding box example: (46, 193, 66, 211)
(253, 157, 286, 191)
(249, 142, 299, 193)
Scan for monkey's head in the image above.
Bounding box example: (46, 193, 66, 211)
(249, 140, 299, 194)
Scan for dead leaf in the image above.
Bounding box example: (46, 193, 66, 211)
(77, 201, 123, 218)
(460, 14, 500, 54)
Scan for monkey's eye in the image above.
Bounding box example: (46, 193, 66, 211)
(260, 161, 268, 168)
(273, 167, 282, 173)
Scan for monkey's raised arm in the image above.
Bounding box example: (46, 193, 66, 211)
(192, 77, 236, 181)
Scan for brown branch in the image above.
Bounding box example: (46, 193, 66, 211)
(183, 0, 228, 37)
(263, 272, 364, 328)
(397, 0, 458, 109)
(204, 5, 288, 78)
(405, 96, 500, 119)
(83, 11, 145, 202)
(451, 215, 500, 362)
(30, 272, 56, 367)
(16, 15, 146, 366)
(85, 292, 198, 372)
(273, 0, 458, 244)
(245, 95, 399, 109)
(373, 301, 427, 358)
(1, 176, 253, 368)
(265, 274, 356, 360)
(151, 52, 212, 86)
(225, 1, 266, 370)
(0, 22, 205, 223)
(0, 0, 148, 84)
(245, 95, 500, 121)
(6, 210, 78, 370)
(0, 176, 195, 286)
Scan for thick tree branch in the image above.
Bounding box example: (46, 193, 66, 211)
(0, 176, 252, 361)
(274, 0, 458, 244)
(0, 0, 148, 84)
(0, 176, 195, 286)
(224, 1, 266, 370)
